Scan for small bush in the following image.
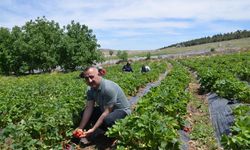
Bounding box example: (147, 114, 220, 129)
(210, 48, 215, 52)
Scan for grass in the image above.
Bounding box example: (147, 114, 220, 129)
(187, 77, 220, 150)
(188, 97, 218, 150)
(103, 37, 250, 59)
(153, 37, 250, 55)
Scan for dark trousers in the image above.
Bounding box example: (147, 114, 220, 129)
(71, 107, 127, 144)
(83, 107, 127, 131)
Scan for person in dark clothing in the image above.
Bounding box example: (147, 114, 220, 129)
(122, 62, 133, 72)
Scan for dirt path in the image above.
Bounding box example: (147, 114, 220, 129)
(186, 74, 222, 150)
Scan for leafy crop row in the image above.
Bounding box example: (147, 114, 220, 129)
(107, 61, 191, 149)
(221, 105, 250, 149)
(180, 51, 250, 103)
(179, 51, 250, 149)
(0, 61, 166, 149)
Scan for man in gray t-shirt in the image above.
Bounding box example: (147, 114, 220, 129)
(73, 66, 131, 140)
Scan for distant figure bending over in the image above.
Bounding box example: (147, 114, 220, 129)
(122, 62, 133, 72)
(141, 65, 150, 73)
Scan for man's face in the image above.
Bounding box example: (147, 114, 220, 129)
(83, 67, 101, 89)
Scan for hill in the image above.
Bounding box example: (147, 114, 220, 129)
(101, 37, 250, 58)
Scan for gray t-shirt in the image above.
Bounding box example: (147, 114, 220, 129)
(86, 78, 131, 115)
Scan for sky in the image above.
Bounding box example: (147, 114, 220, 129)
(1, 0, 250, 50)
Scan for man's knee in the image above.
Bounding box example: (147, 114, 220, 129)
(103, 116, 115, 127)
(103, 110, 127, 127)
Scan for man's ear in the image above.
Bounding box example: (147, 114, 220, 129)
(98, 69, 106, 76)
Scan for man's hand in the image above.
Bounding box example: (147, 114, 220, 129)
(72, 128, 86, 138)
(84, 128, 95, 137)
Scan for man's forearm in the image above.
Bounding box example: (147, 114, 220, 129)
(79, 107, 93, 129)
(92, 111, 109, 131)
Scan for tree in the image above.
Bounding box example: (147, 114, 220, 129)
(0, 17, 105, 75)
(146, 52, 151, 60)
(117, 50, 128, 61)
(116, 50, 122, 58)
(0, 27, 12, 75)
(22, 16, 63, 73)
(10, 26, 27, 75)
(58, 21, 103, 71)
(109, 50, 114, 57)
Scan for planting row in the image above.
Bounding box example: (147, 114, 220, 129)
(107, 61, 191, 149)
(180, 51, 250, 103)
(0, 61, 166, 149)
(179, 51, 250, 149)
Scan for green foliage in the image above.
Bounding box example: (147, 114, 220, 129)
(221, 105, 250, 149)
(213, 78, 250, 103)
(109, 50, 114, 56)
(180, 51, 250, 149)
(108, 112, 179, 150)
(59, 20, 103, 71)
(0, 27, 12, 75)
(116, 50, 128, 61)
(107, 61, 191, 149)
(0, 72, 85, 148)
(210, 47, 215, 52)
(165, 30, 250, 48)
(21, 16, 62, 73)
(180, 51, 250, 102)
(238, 67, 250, 82)
(146, 52, 151, 60)
(0, 61, 167, 148)
(0, 16, 104, 75)
(105, 61, 167, 96)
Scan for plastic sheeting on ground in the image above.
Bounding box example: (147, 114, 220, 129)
(207, 93, 237, 145)
(129, 71, 168, 106)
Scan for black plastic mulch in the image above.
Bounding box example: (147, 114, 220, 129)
(129, 71, 168, 106)
(207, 93, 237, 146)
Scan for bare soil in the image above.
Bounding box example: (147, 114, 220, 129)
(187, 83, 208, 150)
(186, 80, 222, 150)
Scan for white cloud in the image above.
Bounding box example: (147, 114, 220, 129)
(2, 0, 249, 28)
(0, 0, 250, 49)
(94, 0, 250, 20)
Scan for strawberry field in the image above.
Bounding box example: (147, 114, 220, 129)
(0, 51, 250, 149)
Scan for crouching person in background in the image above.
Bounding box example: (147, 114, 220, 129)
(122, 61, 133, 72)
(141, 64, 150, 73)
